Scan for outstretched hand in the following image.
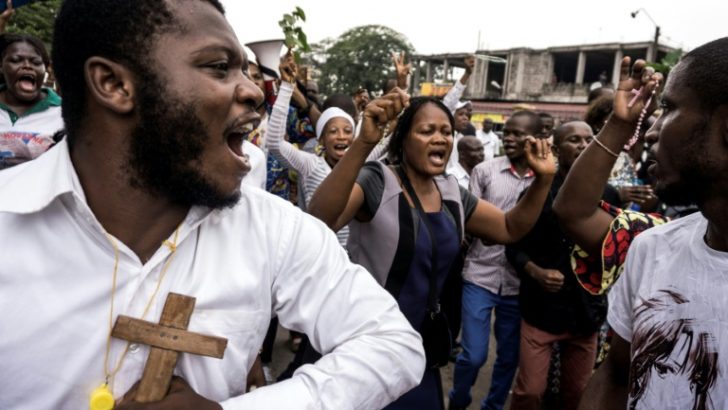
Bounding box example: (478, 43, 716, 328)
(359, 88, 409, 145)
(613, 57, 663, 124)
(463, 55, 475, 74)
(524, 136, 556, 177)
(0, 0, 15, 34)
(116, 376, 221, 410)
(279, 50, 298, 84)
(392, 51, 411, 81)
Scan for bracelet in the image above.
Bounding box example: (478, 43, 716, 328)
(592, 137, 619, 158)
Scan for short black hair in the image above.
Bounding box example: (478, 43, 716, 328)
(387, 96, 454, 164)
(52, 0, 224, 141)
(680, 37, 728, 112)
(509, 110, 542, 136)
(0, 33, 50, 67)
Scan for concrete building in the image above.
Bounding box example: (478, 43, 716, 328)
(412, 41, 676, 122)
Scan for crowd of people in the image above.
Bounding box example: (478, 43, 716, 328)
(0, 1, 727, 410)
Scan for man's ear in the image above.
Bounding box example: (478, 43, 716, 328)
(718, 104, 728, 147)
(84, 56, 135, 114)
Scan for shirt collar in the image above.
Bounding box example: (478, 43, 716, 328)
(498, 157, 535, 178)
(0, 138, 78, 214)
(0, 86, 62, 124)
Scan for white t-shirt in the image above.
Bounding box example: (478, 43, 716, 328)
(608, 212, 728, 409)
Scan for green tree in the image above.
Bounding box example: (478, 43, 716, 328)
(5, 0, 61, 49)
(311, 25, 414, 97)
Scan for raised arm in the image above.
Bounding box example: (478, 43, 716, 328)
(265, 55, 318, 176)
(308, 90, 409, 231)
(465, 137, 556, 244)
(553, 58, 662, 256)
(392, 51, 411, 90)
(0, 1, 14, 34)
(442, 55, 475, 112)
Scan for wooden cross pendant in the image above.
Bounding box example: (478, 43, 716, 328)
(111, 293, 228, 402)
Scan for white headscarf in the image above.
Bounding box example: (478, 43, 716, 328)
(316, 107, 355, 139)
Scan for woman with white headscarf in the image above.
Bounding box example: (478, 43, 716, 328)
(267, 54, 387, 246)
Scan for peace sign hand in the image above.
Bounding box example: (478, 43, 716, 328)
(613, 57, 663, 124)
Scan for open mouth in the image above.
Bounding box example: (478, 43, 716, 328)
(226, 120, 259, 160)
(428, 148, 447, 166)
(332, 143, 349, 152)
(16, 74, 37, 93)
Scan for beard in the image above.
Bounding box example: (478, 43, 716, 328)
(126, 68, 240, 210)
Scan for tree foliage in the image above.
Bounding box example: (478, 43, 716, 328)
(6, 0, 61, 50)
(310, 25, 414, 97)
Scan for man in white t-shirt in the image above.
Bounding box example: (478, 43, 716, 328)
(476, 118, 502, 161)
(582, 37, 728, 409)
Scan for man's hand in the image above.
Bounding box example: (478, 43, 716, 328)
(359, 88, 409, 145)
(247, 354, 266, 390)
(0, 0, 15, 34)
(116, 376, 222, 410)
(618, 185, 655, 207)
(392, 51, 411, 89)
(524, 136, 556, 177)
(279, 50, 298, 84)
(463, 55, 475, 75)
(612, 57, 662, 124)
(526, 263, 564, 293)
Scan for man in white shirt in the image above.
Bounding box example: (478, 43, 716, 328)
(0, 1, 425, 409)
(447, 135, 484, 189)
(476, 118, 502, 161)
(443, 56, 475, 170)
(582, 37, 728, 409)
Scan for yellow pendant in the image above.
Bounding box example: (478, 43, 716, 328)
(89, 383, 114, 410)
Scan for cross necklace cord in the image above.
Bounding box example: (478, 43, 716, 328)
(89, 225, 182, 410)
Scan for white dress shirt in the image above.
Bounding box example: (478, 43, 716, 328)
(476, 129, 502, 161)
(447, 161, 471, 189)
(0, 140, 424, 410)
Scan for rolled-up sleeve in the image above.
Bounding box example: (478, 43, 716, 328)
(221, 210, 425, 409)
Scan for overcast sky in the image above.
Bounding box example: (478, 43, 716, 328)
(221, 0, 726, 56)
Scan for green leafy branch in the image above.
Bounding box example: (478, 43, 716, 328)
(279, 6, 310, 53)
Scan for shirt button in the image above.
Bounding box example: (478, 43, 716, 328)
(129, 343, 140, 354)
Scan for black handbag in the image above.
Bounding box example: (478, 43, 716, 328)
(397, 166, 452, 368)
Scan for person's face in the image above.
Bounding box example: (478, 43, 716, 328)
(460, 138, 485, 169)
(306, 80, 319, 102)
(128, 0, 263, 209)
(403, 102, 453, 176)
(247, 63, 265, 94)
(482, 119, 494, 133)
(354, 89, 369, 110)
(454, 107, 470, 133)
(321, 117, 354, 164)
(555, 123, 592, 169)
(541, 117, 555, 137)
(640, 333, 700, 409)
(502, 116, 533, 160)
(648, 62, 725, 206)
(1, 42, 46, 104)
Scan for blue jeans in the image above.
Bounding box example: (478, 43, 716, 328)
(449, 282, 520, 410)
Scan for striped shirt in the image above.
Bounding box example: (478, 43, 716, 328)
(267, 84, 390, 248)
(463, 156, 534, 295)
